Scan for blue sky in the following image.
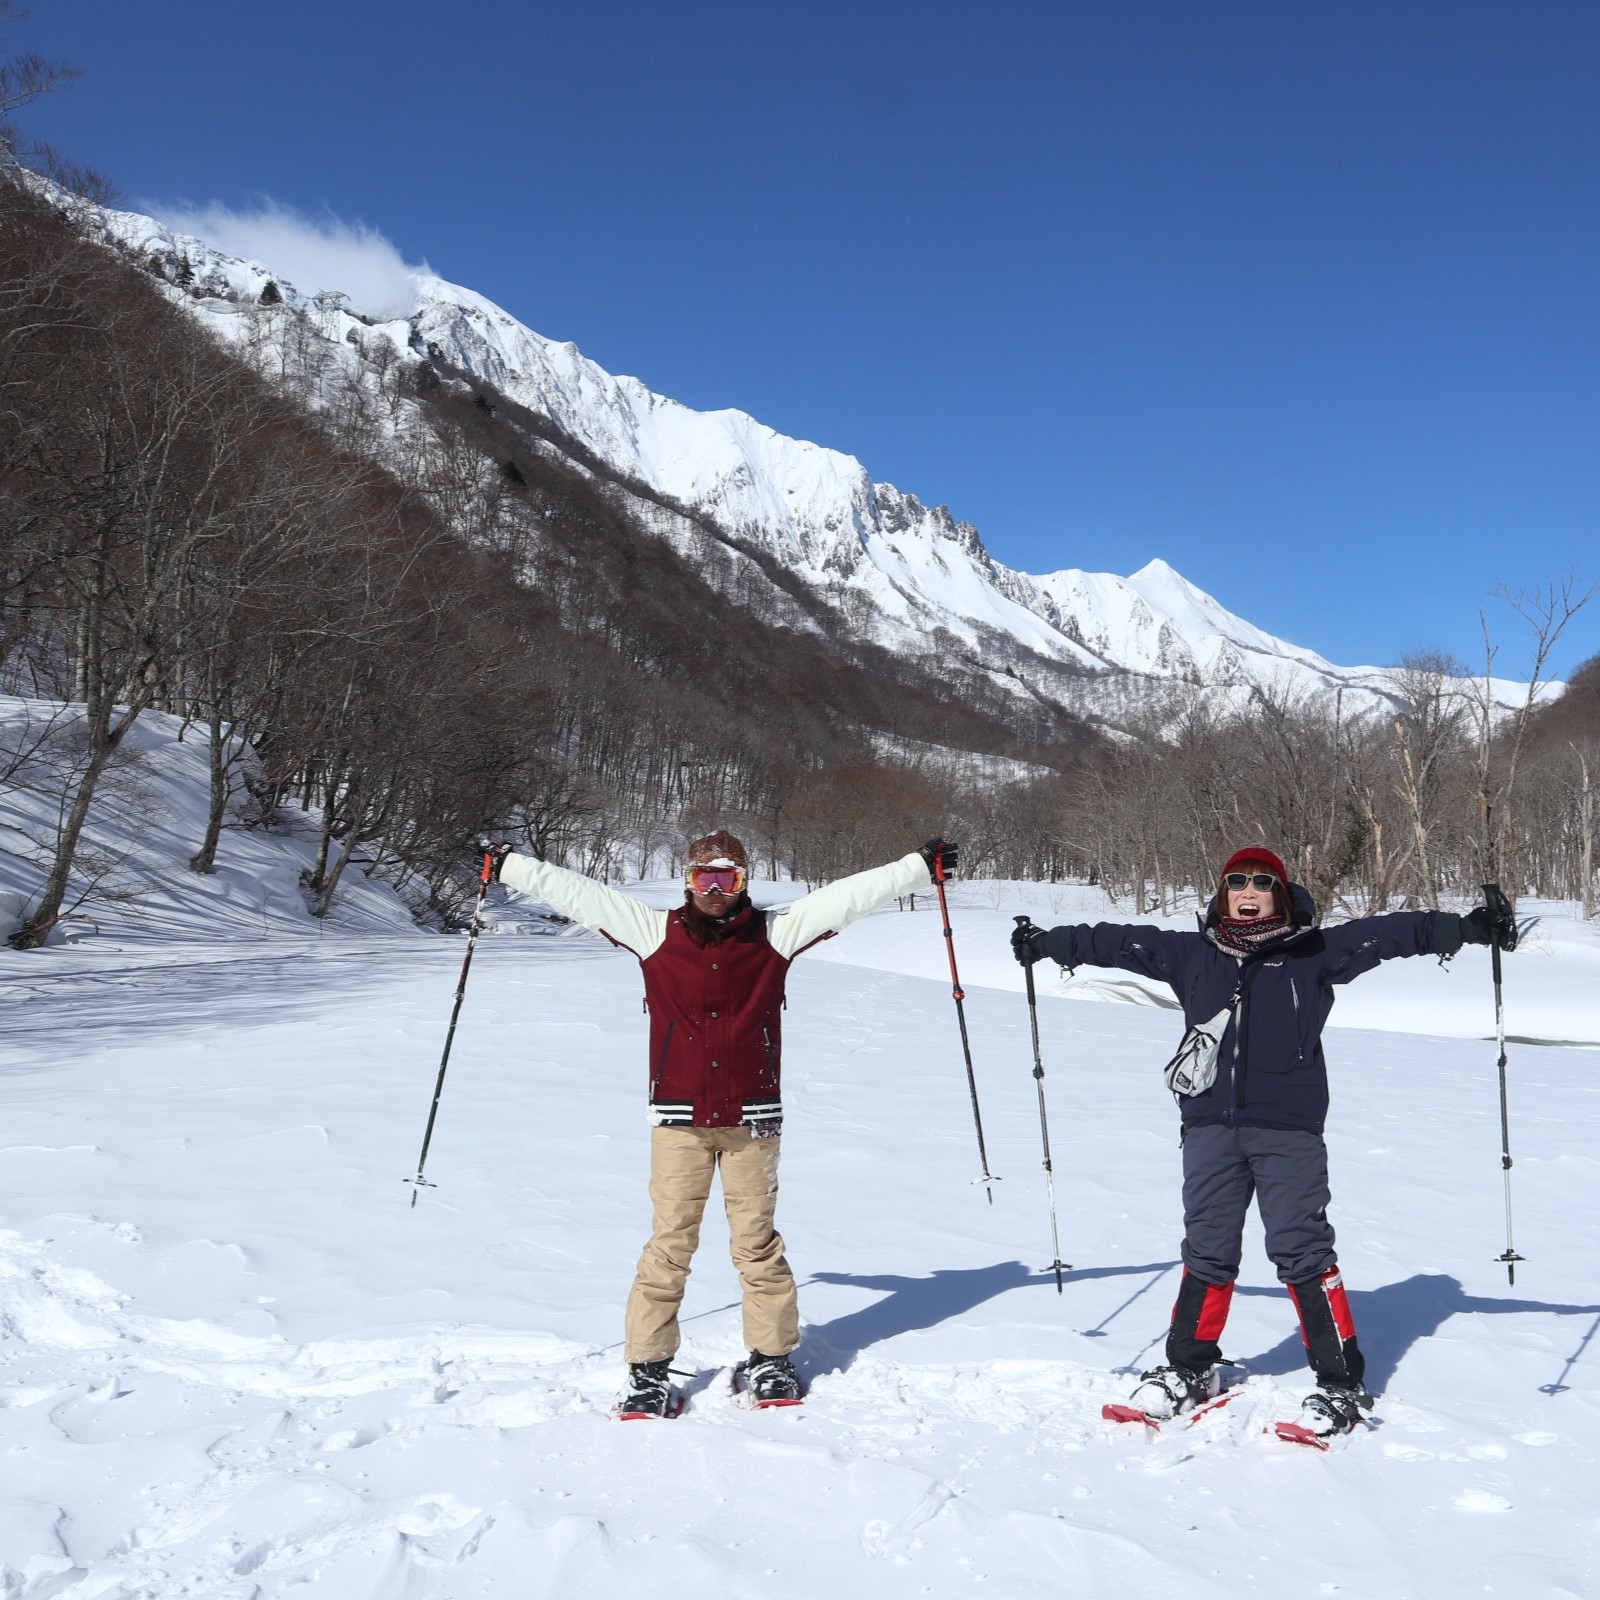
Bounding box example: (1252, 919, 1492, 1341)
(16, 0, 1599, 675)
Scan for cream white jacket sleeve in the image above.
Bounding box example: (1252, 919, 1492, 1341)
(765, 851, 931, 960)
(498, 853, 668, 959)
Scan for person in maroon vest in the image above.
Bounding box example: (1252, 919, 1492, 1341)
(485, 828, 949, 1417)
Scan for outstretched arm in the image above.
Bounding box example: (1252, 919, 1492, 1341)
(498, 853, 667, 958)
(1320, 909, 1457, 985)
(1321, 900, 1515, 985)
(1030, 921, 1195, 984)
(767, 851, 931, 960)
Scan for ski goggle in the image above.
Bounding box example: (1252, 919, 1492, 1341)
(1223, 872, 1280, 891)
(687, 864, 746, 896)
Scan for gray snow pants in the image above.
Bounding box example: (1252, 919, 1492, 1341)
(1179, 1123, 1337, 1286)
(1168, 1124, 1363, 1386)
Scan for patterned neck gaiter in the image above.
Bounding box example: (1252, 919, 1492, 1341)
(1208, 916, 1290, 959)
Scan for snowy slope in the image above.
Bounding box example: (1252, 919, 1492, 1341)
(56, 186, 1546, 716)
(2, 879, 1598, 1597)
(0, 696, 428, 946)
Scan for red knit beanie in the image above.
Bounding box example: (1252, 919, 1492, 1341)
(1220, 847, 1289, 887)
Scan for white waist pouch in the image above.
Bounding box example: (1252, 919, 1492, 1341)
(1163, 993, 1242, 1097)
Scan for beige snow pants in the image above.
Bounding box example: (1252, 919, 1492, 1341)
(624, 1124, 798, 1363)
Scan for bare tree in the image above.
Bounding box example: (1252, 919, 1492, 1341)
(1473, 573, 1595, 890)
(1389, 651, 1471, 907)
(0, 3, 78, 124)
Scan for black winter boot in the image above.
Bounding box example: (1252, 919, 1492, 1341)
(618, 1359, 677, 1420)
(1298, 1380, 1373, 1437)
(741, 1350, 804, 1407)
(1127, 1363, 1219, 1420)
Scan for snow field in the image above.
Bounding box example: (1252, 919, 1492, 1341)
(2, 709, 1597, 1596)
(2, 889, 1599, 1597)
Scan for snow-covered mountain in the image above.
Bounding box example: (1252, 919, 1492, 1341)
(408, 277, 1415, 705)
(70, 189, 1536, 717)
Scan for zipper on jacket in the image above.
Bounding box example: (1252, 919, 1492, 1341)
(1228, 963, 1263, 1123)
(1228, 991, 1246, 1124)
(650, 1019, 676, 1101)
(1290, 976, 1302, 1060)
(760, 1022, 777, 1088)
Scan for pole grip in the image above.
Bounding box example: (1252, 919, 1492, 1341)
(1014, 915, 1040, 1009)
(1482, 880, 1517, 958)
(935, 874, 964, 998)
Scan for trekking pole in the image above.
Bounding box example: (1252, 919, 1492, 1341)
(930, 853, 999, 1203)
(1014, 915, 1070, 1290)
(1483, 882, 1525, 1284)
(405, 847, 495, 1207)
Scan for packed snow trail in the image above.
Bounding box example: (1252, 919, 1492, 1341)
(2, 903, 1599, 1597)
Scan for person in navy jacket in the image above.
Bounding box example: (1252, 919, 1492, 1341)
(1012, 846, 1515, 1436)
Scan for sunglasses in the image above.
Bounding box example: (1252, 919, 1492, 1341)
(1223, 872, 1280, 892)
(688, 865, 746, 896)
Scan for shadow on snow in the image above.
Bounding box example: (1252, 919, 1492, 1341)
(802, 1260, 1179, 1376)
(1232, 1274, 1600, 1395)
(800, 1261, 1600, 1397)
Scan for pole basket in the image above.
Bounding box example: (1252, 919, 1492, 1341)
(1495, 1247, 1526, 1285)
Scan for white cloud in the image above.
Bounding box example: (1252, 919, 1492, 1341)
(150, 199, 432, 320)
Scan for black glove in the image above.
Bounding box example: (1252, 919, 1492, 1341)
(471, 837, 513, 883)
(1011, 921, 1051, 967)
(1462, 904, 1517, 952)
(919, 837, 959, 883)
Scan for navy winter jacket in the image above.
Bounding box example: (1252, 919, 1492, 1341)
(1039, 886, 1465, 1134)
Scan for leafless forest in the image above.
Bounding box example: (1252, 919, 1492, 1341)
(0, 165, 1594, 948)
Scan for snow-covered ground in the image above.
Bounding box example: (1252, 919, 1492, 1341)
(3, 839, 1599, 1594)
(2, 701, 1596, 1594)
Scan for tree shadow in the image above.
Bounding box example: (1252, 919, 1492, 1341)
(802, 1260, 1180, 1376)
(0, 943, 414, 1058)
(1230, 1273, 1600, 1394)
(0, 939, 605, 1062)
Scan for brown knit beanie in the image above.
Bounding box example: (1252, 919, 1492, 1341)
(686, 829, 748, 870)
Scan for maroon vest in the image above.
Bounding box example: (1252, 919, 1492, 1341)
(640, 904, 793, 1130)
